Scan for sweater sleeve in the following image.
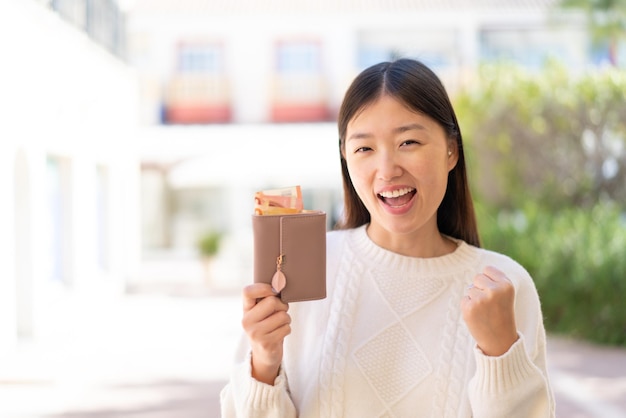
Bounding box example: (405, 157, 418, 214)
(468, 334, 554, 417)
(220, 351, 297, 418)
(467, 261, 556, 418)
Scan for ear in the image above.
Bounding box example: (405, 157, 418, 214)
(447, 141, 459, 172)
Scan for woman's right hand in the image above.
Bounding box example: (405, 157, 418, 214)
(242, 283, 291, 385)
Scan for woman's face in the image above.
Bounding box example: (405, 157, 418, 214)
(344, 94, 457, 251)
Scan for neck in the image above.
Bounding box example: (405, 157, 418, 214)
(365, 224, 456, 258)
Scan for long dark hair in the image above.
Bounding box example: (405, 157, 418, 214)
(336, 58, 480, 247)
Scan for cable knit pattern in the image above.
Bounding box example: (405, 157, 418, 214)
(431, 274, 472, 418)
(318, 235, 361, 418)
(220, 225, 555, 418)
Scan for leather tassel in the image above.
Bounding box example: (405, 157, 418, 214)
(272, 254, 286, 293)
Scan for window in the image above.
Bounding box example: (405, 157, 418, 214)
(276, 41, 321, 74)
(357, 28, 457, 72)
(96, 165, 109, 272)
(164, 41, 231, 124)
(45, 155, 72, 284)
(480, 27, 587, 69)
(178, 43, 224, 73)
(271, 39, 328, 122)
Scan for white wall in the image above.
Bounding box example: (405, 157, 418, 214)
(126, 5, 586, 124)
(0, 0, 140, 349)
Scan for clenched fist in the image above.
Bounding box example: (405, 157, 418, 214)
(461, 266, 519, 357)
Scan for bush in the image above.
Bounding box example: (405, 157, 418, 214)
(196, 231, 222, 258)
(455, 61, 626, 210)
(478, 202, 626, 346)
(454, 62, 626, 346)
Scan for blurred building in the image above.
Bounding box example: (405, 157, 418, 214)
(125, 0, 596, 276)
(0, 0, 139, 351)
(126, 0, 595, 126)
(0, 0, 610, 352)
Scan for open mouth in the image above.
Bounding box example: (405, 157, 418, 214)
(377, 187, 416, 207)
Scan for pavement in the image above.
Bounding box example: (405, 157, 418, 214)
(1, 259, 625, 418)
(547, 336, 626, 418)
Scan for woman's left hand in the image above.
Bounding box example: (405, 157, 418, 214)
(461, 266, 519, 357)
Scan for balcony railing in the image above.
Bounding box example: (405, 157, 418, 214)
(270, 74, 330, 122)
(163, 74, 232, 124)
(43, 0, 126, 60)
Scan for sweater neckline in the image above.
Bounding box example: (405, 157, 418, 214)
(349, 224, 478, 275)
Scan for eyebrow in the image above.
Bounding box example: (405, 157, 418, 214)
(347, 123, 427, 141)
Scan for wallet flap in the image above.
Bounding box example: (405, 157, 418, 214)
(252, 211, 326, 302)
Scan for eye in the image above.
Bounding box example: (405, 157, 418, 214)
(401, 139, 421, 147)
(354, 146, 373, 153)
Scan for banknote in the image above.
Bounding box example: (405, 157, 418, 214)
(254, 185, 303, 215)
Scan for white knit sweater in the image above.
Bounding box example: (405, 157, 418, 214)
(221, 225, 555, 417)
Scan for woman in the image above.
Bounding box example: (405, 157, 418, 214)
(221, 58, 555, 417)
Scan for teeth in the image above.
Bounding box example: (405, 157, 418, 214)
(378, 187, 414, 198)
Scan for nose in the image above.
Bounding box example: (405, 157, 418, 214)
(377, 152, 402, 182)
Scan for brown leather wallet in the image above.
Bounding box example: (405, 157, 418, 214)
(252, 211, 327, 302)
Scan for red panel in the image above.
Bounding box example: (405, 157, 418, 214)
(271, 104, 329, 122)
(165, 105, 232, 124)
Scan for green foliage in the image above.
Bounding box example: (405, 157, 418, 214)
(478, 203, 626, 346)
(455, 61, 626, 210)
(196, 231, 222, 257)
(456, 62, 626, 346)
(478, 202, 626, 346)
